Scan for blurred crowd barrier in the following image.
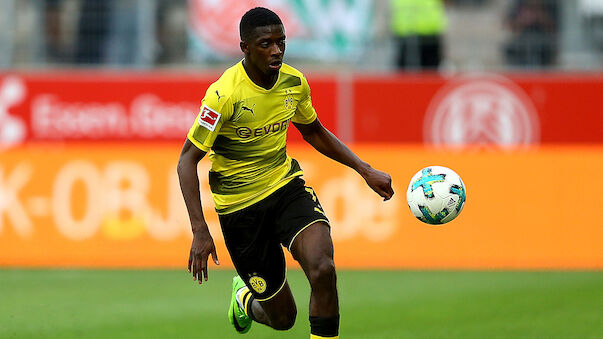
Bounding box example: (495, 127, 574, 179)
(1, 72, 602, 268)
(1, 0, 602, 71)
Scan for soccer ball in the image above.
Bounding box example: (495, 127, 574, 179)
(406, 166, 466, 225)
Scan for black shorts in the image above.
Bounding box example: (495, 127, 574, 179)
(219, 177, 329, 301)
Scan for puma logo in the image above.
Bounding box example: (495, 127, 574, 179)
(215, 90, 224, 102)
(241, 104, 255, 116)
(231, 102, 256, 122)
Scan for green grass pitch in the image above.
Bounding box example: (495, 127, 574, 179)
(1, 269, 602, 338)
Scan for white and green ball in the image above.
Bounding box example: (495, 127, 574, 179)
(406, 166, 466, 225)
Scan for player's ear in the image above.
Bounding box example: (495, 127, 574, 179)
(240, 41, 248, 54)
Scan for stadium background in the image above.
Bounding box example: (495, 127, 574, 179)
(1, 0, 602, 338)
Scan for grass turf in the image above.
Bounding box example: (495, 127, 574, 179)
(1, 269, 602, 338)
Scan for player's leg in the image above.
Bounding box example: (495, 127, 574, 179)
(290, 221, 340, 339)
(241, 280, 297, 330)
(227, 249, 298, 332)
(272, 178, 338, 338)
(220, 188, 300, 333)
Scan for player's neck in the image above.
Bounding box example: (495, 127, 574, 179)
(242, 59, 278, 90)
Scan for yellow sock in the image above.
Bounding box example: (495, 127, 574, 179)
(310, 335, 338, 339)
(241, 289, 252, 317)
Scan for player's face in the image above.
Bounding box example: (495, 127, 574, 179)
(243, 24, 286, 76)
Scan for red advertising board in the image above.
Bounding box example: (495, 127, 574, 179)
(0, 72, 337, 146)
(1, 72, 602, 147)
(353, 73, 603, 145)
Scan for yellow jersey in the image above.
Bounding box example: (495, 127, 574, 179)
(187, 61, 317, 214)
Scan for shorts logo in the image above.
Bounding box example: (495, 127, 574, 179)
(249, 276, 267, 294)
(197, 105, 221, 131)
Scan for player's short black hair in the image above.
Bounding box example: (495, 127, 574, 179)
(239, 7, 283, 42)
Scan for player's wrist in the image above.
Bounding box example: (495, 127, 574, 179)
(355, 161, 372, 177)
(192, 223, 211, 237)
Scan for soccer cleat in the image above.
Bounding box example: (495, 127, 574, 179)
(228, 276, 252, 334)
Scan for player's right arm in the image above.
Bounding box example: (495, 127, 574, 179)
(177, 139, 219, 284)
(177, 83, 232, 285)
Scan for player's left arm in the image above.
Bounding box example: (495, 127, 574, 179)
(294, 118, 394, 201)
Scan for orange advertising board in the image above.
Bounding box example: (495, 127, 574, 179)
(1, 144, 602, 268)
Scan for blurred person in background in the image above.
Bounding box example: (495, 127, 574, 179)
(504, 0, 560, 68)
(74, 0, 112, 64)
(104, 0, 158, 67)
(43, 0, 63, 62)
(43, 0, 156, 66)
(104, 0, 140, 66)
(43, 0, 111, 64)
(178, 7, 394, 339)
(155, 0, 188, 65)
(579, 0, 603, 53)
(390, 0, 448, 70)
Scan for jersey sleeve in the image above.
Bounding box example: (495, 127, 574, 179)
(291, 76, 317, 125)
(187, 84, 233, 152)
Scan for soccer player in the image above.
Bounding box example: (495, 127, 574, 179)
(177, 7, 394, 339)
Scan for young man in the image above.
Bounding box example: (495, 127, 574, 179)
(177, 7, 394, 338)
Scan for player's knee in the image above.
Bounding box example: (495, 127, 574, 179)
(271, 308, 297, 330)
(308, 257, 336, 288)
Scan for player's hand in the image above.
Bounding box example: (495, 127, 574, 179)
(362, 167, 394, 201)
(188, 230, 220, 284)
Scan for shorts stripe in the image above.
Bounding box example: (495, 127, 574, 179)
(255, 277, 288, 302)
(287, 219, 330, 252)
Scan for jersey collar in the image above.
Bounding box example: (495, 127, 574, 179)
(238, 60, 281, 93)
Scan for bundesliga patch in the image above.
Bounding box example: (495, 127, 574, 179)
(197, 105, 221, 131)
